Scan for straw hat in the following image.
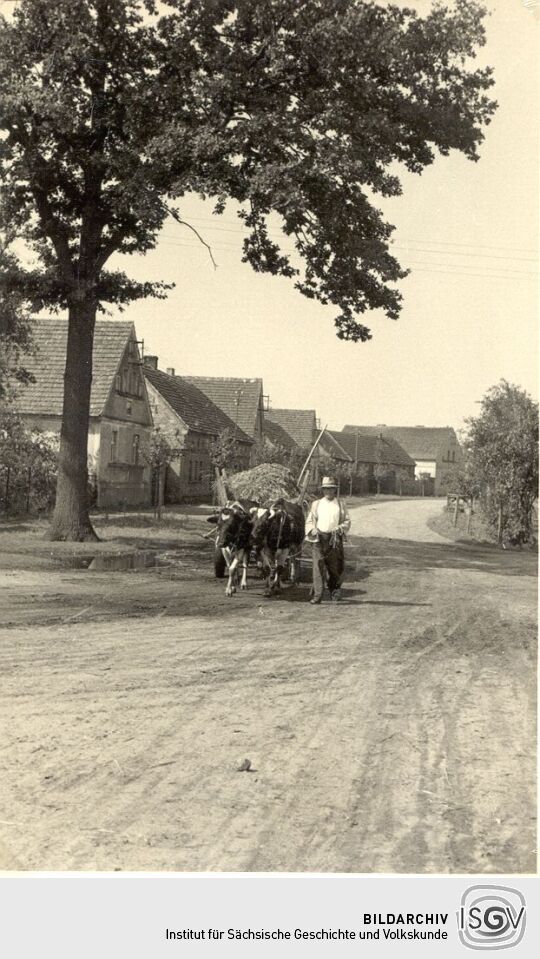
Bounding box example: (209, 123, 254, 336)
(321, 476, 338, 488)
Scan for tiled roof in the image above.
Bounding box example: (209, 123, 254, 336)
(263, 417, 298, 451)
(320, 431, 353, 462)
(16, 317, 133, 416)
(182, 376, 263, 438)
(342, 425, 460, 460)
(145, 368, 252, 445)
(266, 409, 317, 449)
(329, 430, 415, 467)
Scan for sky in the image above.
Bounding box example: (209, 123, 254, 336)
(26, 0, 540, 433)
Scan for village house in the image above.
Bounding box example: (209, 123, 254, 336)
(329, 430, 416, 494)
(342, 424, 463, 494)
(182, 375, 266, 445)
(16, 317, 153, 508)
(143, 359, 253, 501)
(263, 416, 299, 456)
(266, 408, 319, 450)
(318, 431, 354, 488)
(264, 407, 323, 485)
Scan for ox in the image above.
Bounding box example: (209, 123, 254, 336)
(208, 499, 258, 597)
(251, 498, 305, 596)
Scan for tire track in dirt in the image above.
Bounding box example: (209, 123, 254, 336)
(1, 501, 536, 871)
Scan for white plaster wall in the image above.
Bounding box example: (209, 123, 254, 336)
(414, 460, 437, 479)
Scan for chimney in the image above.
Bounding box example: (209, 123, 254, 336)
(143, 355, 158, 370)
(166, 367, 175, 376)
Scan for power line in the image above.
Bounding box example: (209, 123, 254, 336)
(160, 225, 538, 263)
(155, 238, 538, 281)
(162, 214, 538, 255)
(157, 236, 539, 275)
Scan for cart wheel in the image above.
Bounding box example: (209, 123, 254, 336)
(214, 548, 226, 579)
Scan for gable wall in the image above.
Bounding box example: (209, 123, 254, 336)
(146, 381, 251, 501)
(103, 336, 153, 427)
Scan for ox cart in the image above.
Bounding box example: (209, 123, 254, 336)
(210, 431, 325, 593)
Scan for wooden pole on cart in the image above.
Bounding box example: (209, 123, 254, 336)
(214, 467, 228, 508)
(297, 426, 327, 490)
(296, 468, 312, 508)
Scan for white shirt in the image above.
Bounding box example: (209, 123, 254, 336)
(314, 497, 342, 532)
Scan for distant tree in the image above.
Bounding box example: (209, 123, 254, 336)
(143, 426, 183, 519)
(210, 428, 239, 474)
(251, 436, 290, 467)
(439, 462, 480, 499)
(0, 244, 34, 401)
(351, 462, 370, 496)
(0, 0, 496, 539)
(466, 381, 538, 544)
(373, 434, 391, 494)
(395, 466, 413, 496)
(373, 462, 390, 495)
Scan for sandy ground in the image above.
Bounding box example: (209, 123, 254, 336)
(0, 499, 536, 873)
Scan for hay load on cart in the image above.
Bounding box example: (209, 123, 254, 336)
(224, 463, 300, 504)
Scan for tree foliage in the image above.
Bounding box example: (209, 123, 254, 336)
(144, 425, 183, 472)
(0, 243, 34, 400)
(0, 407, 58, 512)
(0, 0, 496, 338)
(438, 462, 481, 499)
(210, 427, 241, 473)
(465, 381, 538, 544)
(0, 0, 496, 538)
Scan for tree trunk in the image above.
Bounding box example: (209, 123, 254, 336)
(497, 502, 504, 545)
(48, 298, 99, 541)
(4, 466, 10, 515)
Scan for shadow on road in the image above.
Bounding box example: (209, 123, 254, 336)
(347, 535, 537, 579)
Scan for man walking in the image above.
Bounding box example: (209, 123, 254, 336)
(305, 476, 351, 604)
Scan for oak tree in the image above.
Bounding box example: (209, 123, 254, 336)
(0, 0, 496, 538)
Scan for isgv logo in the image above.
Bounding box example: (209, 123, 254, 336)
(457, 885, 526, 951)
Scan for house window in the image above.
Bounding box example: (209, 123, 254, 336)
(115, 373, 122, 392)
(110, 430, 118, 463)
(452, 450, 455, 463)
(132, 433, 140, 465)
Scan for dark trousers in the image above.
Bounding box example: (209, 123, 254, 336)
(311, 534, 345, 600)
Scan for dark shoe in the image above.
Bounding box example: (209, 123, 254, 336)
(331, 589, 342, 603)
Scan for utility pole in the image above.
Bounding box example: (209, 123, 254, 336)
(233, 389, 243, 442)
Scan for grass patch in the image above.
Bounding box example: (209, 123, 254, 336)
(428, 504, 496, 545)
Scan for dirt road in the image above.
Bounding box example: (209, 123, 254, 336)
(0, 499, 536, 872)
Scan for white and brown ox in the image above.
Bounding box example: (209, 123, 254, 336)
(208, 499, 258, 597)
(251, 498, 305, 596)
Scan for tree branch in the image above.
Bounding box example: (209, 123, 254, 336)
(166, 204, 218, 270)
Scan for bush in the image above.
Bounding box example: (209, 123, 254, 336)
(0, 409, 57, 514)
